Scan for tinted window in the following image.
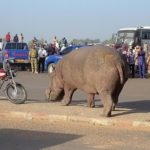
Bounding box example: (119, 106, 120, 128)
(5, 43, 16, 49)
(60, 47, 74, 55)
(17, 43, 28, 49)
(141, 31, 150, 39)
(60, 46, 81, 55)
(5, 43, 28, 50)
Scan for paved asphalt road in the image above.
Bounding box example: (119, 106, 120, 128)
(1, 71, 150, 113)
(0, 118, 149, 150)
(0, 71, 149, 150)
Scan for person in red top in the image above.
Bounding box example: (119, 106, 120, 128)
(5, 32, 11, 42)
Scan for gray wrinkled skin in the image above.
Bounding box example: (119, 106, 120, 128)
(45, 88, 64, 101)
(45, 72, 64, 101)
(46, 45, 128, 117)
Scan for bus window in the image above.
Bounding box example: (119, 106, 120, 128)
(142, 31, 150, 39)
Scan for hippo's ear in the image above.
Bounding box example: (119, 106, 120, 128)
(49, 64, 56, 74)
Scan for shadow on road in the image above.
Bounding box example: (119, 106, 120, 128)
(0, 129, 81, 150)
(70, 99, 102, 108)
(24, 98, 150, 117)
(113, 100, 150, 117)
(67, 98, 150, 117)
(27, 99, 47, 103)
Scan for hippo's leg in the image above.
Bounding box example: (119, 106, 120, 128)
(99, 91, 113, 117)
(112, 85, 123, 111)
(62, 85, 76, 106)
(86, 93, 95, 108)
(112, 95, 119, 111)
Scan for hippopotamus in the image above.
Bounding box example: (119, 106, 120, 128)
(46, 45, 128, 117)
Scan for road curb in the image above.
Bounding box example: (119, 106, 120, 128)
(0, 111, 150, 129)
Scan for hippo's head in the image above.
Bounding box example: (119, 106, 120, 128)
(45, 65, 64, 101)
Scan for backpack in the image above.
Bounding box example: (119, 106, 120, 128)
(30, 49, 38, 58)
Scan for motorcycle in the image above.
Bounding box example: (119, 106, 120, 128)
(0, 59, 27, 104)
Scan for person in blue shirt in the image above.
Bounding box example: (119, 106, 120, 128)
(136, 46, 146, 78)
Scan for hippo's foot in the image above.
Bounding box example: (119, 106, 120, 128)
(61, 100, 70, 106)
(102, 111, 112, 117)
(87, 103, 95, 108)
(90, 103, 95, 108)
(87, 104, 95, 108)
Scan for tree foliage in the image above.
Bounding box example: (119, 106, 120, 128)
(70, 38, 100, 45)
(102, 33, 117, 45)
(28, 37, 102, 47)
(28, 38, 47, 48)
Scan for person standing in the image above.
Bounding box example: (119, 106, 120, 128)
(29, 45, 38, 74)
(134, 46, 140, 75)
(53, 36, 60, 54)
(137, 46, 146, 78)
(146, 52, 150, 77)
(143, 43, 148, 58)
(38, 45, 47, 73)
(0, 37, 3, 51)
(19, 33, 24, 42)
(13, 34, 19, 42)
(127, 49, 135, 78)
(5, 32, 11, 42)
(62, 37, 68, 47)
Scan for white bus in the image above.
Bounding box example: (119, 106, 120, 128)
(115, 26, 150, 54)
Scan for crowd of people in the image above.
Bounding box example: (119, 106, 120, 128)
(3, 32, 150, 78)
(29, 36, 68, 74)
(0, 32, 69, 74)
(5, 32, 24, 43)
(29, 44, 47, 74)
(121, 44, 150, 79)
(0, 32, 24, 50)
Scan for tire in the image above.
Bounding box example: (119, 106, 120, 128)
(6, 83, 27, 104)
(48, 63, 55, 74)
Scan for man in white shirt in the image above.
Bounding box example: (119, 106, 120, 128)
(38, 45, 47, 73)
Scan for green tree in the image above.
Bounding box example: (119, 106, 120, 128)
(70, 38, 100, 45)
(102, 33, 117, 46)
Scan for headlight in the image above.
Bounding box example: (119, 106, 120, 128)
(45, 57, 48, 61)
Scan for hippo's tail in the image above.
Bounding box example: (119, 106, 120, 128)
(116, 64, 124, 85)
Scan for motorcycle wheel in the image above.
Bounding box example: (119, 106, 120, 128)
(6, 83, 27, 104)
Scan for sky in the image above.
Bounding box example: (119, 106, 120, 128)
(0, 0, 150, 42)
